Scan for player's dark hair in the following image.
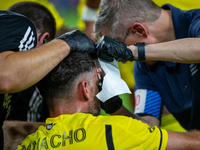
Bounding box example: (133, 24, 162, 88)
(36, 52, 97, 109)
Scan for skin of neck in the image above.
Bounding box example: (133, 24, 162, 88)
(49, 98, 89, 118)
(143, 9, 176, 44)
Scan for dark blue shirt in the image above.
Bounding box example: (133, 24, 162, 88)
(134, 4, 200, 129)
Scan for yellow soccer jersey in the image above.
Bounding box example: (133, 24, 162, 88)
(17, 113, 168, 150)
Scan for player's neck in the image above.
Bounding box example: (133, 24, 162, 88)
(49, 100, 87, 118)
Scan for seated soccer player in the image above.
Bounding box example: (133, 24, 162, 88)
(17, 52, 200, 150)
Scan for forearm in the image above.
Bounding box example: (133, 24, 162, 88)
(167, 130, 200, 150)
(111, 105, 148, 124)
(0, 39, 70, 93)
(111, 105, 160, 127)
(129, 38, 200, 63)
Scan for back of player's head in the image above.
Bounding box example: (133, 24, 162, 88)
(8, 1, 56, 41)
(37, 52, 98, 109)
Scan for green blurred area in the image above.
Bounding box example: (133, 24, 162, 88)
(58, 8, 78, 29)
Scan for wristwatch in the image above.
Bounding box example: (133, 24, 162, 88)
(134, 43, 146, 61)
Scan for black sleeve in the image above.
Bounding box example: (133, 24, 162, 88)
(0, 10, 37, 52)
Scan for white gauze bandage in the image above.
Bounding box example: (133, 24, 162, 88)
(96, 59, 131, 102)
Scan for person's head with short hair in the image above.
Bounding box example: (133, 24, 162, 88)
(95, 0, 161, 41)
(37, 52, 101, 117)
(8, 1, 56, 46)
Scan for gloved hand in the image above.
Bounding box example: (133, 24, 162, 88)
(57, 29, 96, 53)
(96, 36, 134, 62)
(99, 95, 122, 114)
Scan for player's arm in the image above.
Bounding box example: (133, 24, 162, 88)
(100, 95, 159, 126)
(111, 105, 160, 127)
(111, 105, 148, 124)
(0, 30, 96, 94)
(133, 88, 162, 127)
(166, 130, 200, 149)
(139, 115, 160, 127)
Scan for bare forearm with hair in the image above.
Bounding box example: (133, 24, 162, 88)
(167, 130, 200, 150)
(0, 39, 70, 93)
(111, 105, 149, 124)
(129, 38, 200, 63)
(112, 106, 200, 149)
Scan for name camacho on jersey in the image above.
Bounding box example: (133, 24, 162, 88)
(17, 113, 168, 150)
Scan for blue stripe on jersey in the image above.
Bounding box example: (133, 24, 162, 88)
(144, 90, 162, 119)
(105, 125, 114, 150)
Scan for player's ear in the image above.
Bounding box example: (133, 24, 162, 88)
(79, 80, 91, 101)
(38, 32, 49, 46)
(131, 22, 148, 38)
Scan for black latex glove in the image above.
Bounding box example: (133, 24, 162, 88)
(99, 95, 122, 114)
(57, 29, 96, 53)
(96, 36, 134, 62)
